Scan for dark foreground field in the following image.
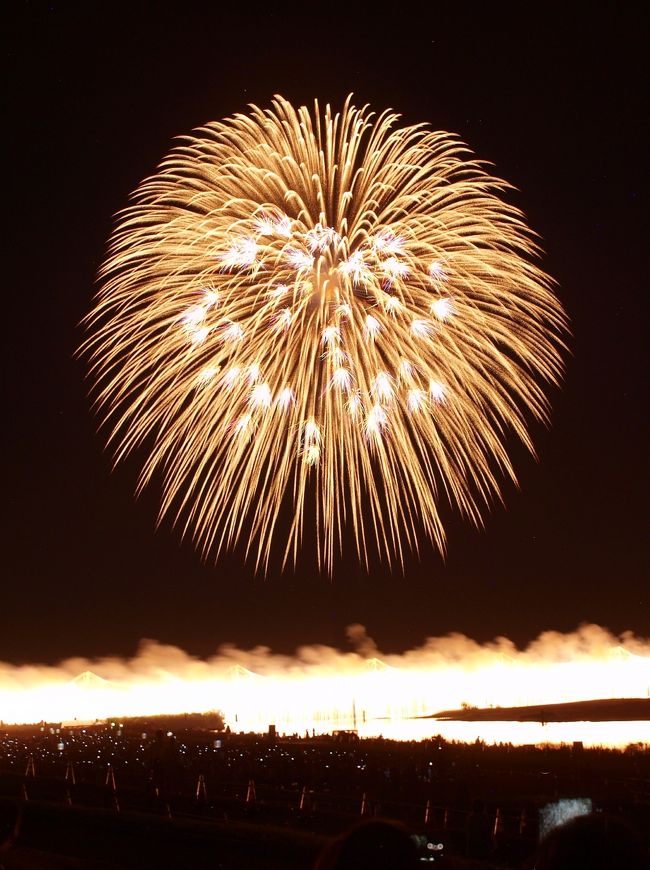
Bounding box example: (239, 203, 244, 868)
(1, 726, 648, 868)
(0, 799, 327, 869)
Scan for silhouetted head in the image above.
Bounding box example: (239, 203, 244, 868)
(314, 819, 418, 870)
(533, 812, 647, 869)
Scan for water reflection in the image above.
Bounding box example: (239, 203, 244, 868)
(356, 717, 650, 747)
(275, 716, 649, 748)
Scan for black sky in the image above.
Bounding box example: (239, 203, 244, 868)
(4, 4, 648, 664)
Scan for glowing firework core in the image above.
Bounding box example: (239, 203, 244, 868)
(83, 96, 566, 569)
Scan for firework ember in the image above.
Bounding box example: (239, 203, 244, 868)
(81, 96, 567, 570)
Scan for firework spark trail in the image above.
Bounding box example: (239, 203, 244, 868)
(82, 95, 567, 570)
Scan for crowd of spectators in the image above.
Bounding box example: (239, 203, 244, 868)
(0, 721, 648, 866)
(1, 720, 647, 814)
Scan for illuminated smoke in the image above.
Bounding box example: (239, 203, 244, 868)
(0, 625, 647, 747)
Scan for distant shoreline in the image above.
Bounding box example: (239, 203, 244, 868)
(426, 697, 650, 723)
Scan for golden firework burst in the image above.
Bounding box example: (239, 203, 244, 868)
(82, 95, 567, 571)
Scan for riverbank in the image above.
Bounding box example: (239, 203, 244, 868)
(428, 697, 650, 723)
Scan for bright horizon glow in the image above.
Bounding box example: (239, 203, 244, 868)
(1, 625, 647, 749)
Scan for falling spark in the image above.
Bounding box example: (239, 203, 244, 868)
(221, 238, 258, 269)
(331, 368, 353, 391)
(249, 383, 272, 409)
(197, 367, 218, 385)
(411, 319, 434, 338)
(385, 296, 403, 315)
(303, 418, 321, 444)
(429, 261, 446, 280)
(431, 298, 453, 321)
(373, 372, 394, 402)
(182, 305, 206, 327)
(429, 380, 446, 403)
(222, 367, 240, 388)
(81, 95, 567, 571)
(364, 315, 381, 340)
(366, 404, 388, 440)
(287, 249, 314, 271)
(407, 388, 426, 413)
(234, 413, 252, 437)
(222, 321, 244, 343)
(322, 325, 340, 346)
(275, 308, 292, 331)
(340, 251, 371, 285)
(373, 231, 405, 255)
(382, 256, 409, 283)
(347, 393, 362, 418)
(276, 387, 295, 410)
(268, 283, 288, 299)
(190, 326, 209, 345)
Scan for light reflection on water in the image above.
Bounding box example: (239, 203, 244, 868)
(280, 717, 650, 748)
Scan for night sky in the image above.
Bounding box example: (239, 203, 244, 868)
(5, 4, 648, 664)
